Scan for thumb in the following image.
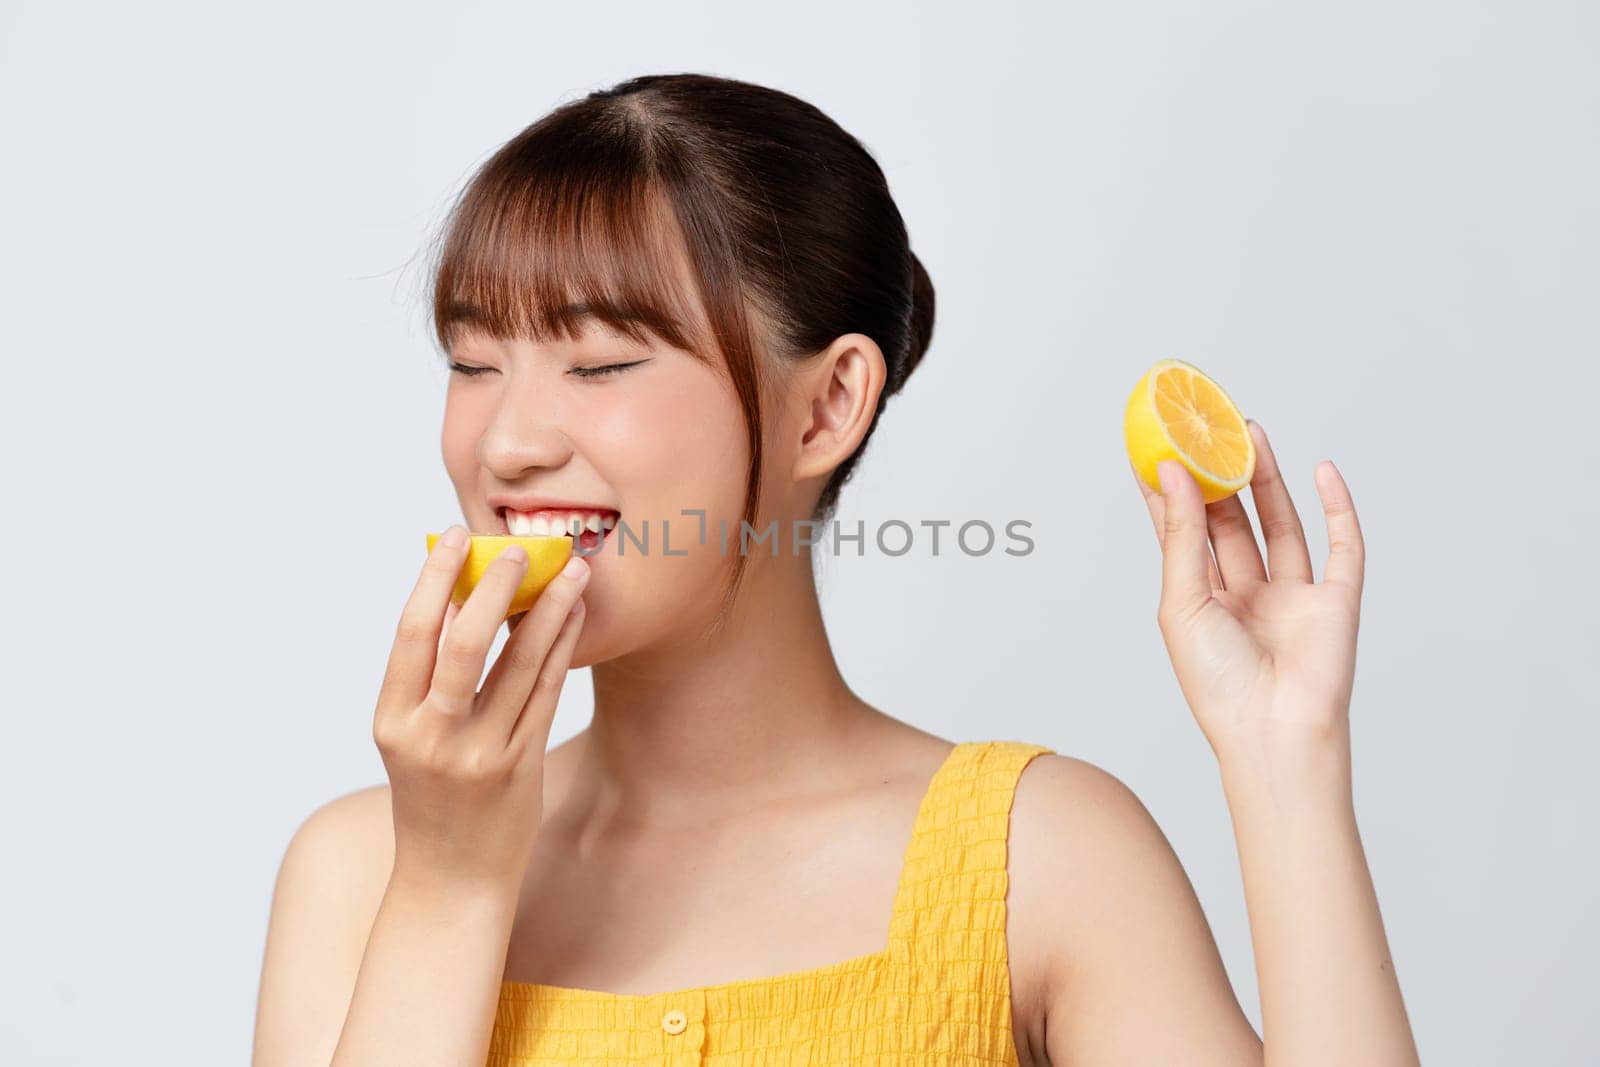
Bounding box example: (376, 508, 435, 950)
(1156, 460, 1214, 625)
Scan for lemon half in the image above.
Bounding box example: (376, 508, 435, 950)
(424, 533, 575, 622)
(1124, 359, 1255, 504)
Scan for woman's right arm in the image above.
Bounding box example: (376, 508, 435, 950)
(253, 528, 592, 1066)
(251, 787, 523, 1066)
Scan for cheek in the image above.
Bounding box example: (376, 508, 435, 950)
(583, 377, 750, 638)
(591, 378, 747, 523)
(440, 391, 484, 485)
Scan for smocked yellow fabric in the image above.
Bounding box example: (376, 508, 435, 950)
(487, 738, 1056, 1066)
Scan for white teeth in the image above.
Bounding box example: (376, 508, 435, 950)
(503, 509, 617, 538)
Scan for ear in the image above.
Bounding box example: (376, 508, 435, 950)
(790, 332, 888, 484)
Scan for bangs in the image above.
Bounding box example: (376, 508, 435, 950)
(431, 153, 709, 358)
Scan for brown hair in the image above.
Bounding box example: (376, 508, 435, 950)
(427, 72, 935, 619)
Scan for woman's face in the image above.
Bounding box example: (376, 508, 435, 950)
(439, 311, 758, 666)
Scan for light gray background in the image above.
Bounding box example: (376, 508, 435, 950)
(2, 1, 1595, 1063)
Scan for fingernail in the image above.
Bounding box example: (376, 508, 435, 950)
(562, 555, 589, 580)
(503, 544, 526, 563)
(442, 525, 467, 548)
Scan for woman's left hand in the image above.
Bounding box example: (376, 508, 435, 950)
(1132, 420, 1367, 776)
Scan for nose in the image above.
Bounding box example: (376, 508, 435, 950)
(475, 380, 575, 477)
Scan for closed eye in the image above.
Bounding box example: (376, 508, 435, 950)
(571, 359, 650, 379)
(447, 359, 652, 379)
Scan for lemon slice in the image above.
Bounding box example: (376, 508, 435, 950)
(1124, 359, 1255, 504)
(424, 533, 575, 621)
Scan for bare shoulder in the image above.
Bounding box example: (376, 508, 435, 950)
(252, 783, 395, 1065)
(1007, 754, 1175, 962)
(1004, 756, 1154, 1042)
(1004, 753, 1261, 1064)
(265, 781, 395, 929)
(280, 782, 397, 905)
(299, 782, 395, 870)
(1009, 753, 1172, 905)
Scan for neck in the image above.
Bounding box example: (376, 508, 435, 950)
(573, 544, 884, 822)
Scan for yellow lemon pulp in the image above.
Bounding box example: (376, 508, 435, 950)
(1124, 359, 1256, 504)
(424, 533, 575, 622)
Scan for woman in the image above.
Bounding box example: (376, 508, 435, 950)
(253, 72, 1420, 1065)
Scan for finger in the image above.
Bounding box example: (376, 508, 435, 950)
(1244, 420, 1314, 582)
(428, 544, 530, 716)
(1132, 460, 1222, 592)
(1155, 460, 1216, 623)
(1315, 460, 1365, 596)
(510, 596, 587, 753)
(436, 600, 462, 658)
(1204, 492, 1266, 590)
(476, 556, 591, 743)
(377, 526, 471, 717)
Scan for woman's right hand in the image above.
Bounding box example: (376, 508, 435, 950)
(373, 526, 590, 896)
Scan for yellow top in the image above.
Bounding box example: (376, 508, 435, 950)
(487, 738, 1057, 1066)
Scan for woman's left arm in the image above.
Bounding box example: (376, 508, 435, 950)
(1131, 420, 1420, 1067)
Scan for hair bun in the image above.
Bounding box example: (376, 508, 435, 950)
(895, 251, 936, 394)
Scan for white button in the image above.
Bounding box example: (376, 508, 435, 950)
(661, 1008, 687, 1035)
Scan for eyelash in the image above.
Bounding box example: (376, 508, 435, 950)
(448, 361, 645, 379)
